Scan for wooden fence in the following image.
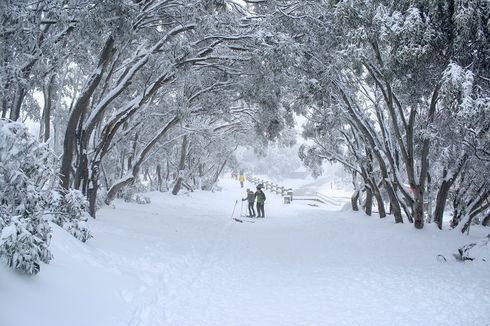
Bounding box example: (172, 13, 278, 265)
(246, 175, 348, 206)
(247, 176, 293, 204)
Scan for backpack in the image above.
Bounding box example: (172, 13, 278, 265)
(256, 190, 266, 203)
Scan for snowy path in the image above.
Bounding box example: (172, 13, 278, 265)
(1, 178, 489, 326)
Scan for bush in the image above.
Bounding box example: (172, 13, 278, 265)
(120, 182, 149, 202)
(0, 120, 54, 274)
(135, 194, 151, 204)
(0, 209, 52, 275)
(47, 189, 92, 243)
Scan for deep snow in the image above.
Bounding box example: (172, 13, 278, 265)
(1, 178, 489, 326)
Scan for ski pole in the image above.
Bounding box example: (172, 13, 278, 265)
(240, 200, 244, 216)
(231, 200, 238, 218)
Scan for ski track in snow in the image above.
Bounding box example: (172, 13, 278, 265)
(1, 178, 489, 326)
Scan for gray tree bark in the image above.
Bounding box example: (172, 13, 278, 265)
(172, 135, 189, 195)
(59, 36, 115, 189)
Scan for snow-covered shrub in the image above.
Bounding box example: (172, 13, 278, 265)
(48, 189, 92, 243)
(454, 235, 490, 262)
(135, 194, 151, 204)
(0, 120, 54, 274)
(120, 182, 149, 202)
(0, 210, 52, 275)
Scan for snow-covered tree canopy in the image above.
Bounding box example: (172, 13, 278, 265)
(1, 0, 489, 275)
(253, 0, 490, 229)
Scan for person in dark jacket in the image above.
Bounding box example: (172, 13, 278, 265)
(242, 188, 256, 217)
(255, 184, 266, 218)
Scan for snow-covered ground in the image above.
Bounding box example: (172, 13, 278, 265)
(1, 178, 489, 326)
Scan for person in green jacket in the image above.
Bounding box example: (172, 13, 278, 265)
(255, 184, 266, 218)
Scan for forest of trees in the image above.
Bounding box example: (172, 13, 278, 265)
(0, 0, 489, 274)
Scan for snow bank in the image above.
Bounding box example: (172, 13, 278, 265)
(1, 178, 489, 326)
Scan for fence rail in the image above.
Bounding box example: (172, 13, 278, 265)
(247, 175, 347, 206)
(247, 176, 293, 204)
(293, 190, 343, 206)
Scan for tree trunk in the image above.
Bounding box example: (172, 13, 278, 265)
(386, 182, 403, 223)
(461, 189, 490, 234)
(434, 154, 468, 229)
(165, 159, 170, 191)
(100, 161, 109, 190)
(9, 85, 26, 121)
(156, 164, 163, 192)
(210, 159, 228, 187)
(59, 36, 115, 189)
(128, 133, 139, 169)
(351, 190, 360, 211)
(106, 175, 137, 205)
(482, 212, 490, 227)
(1, 77, 8, 118)
(40, 74, 55, 143)
(119, 149, 126, 178)
(172, 135, 189, 195)
(363, 186, 373, 216)
(87, 161, 100, 218)
(339, 89, 402, 223)
(198, 163, 204, 190)
(145, 167, 153, 189)
(372, 183, 386, 218)
(1, 99, 7, 118)
(106, 116, 179, 204)
(76, 150, 89, 194)
(74, 113, 88, 192)
(412, 185, 425, 229)
(433, 177, 452, 230)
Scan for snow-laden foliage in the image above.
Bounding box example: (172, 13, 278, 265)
(2, 0, 487, 232)
(47, 189, 92, 243)
(120, 183, 150, 203)
(262, 0, 490, 229)
(441, 63, 476, 118)
(236, 141, 302, 179)
(0, 211, 52, 275)
(0, 120, 54, 274)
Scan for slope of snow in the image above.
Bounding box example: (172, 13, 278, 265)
(1, 178, 489, 326)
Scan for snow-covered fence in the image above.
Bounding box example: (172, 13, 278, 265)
(248, 176, 346, 205)
(296, 190, 341, 206)
(250, 176, 293, 204)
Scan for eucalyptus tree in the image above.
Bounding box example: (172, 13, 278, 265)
(96, 1, 301, 205)
(51, 1, 264, 212)
(0, 0, 78, 122)
(300, 102, 388, 218)
(256, 0, 489, 229)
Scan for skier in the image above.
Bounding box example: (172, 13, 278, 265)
(255, 184, 266, 218)
(239, 173, 245, 188)
(242, 188, 256, 217)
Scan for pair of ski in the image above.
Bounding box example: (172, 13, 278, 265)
(231, 200, 260, 223)
(233, 216, 257, 223)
